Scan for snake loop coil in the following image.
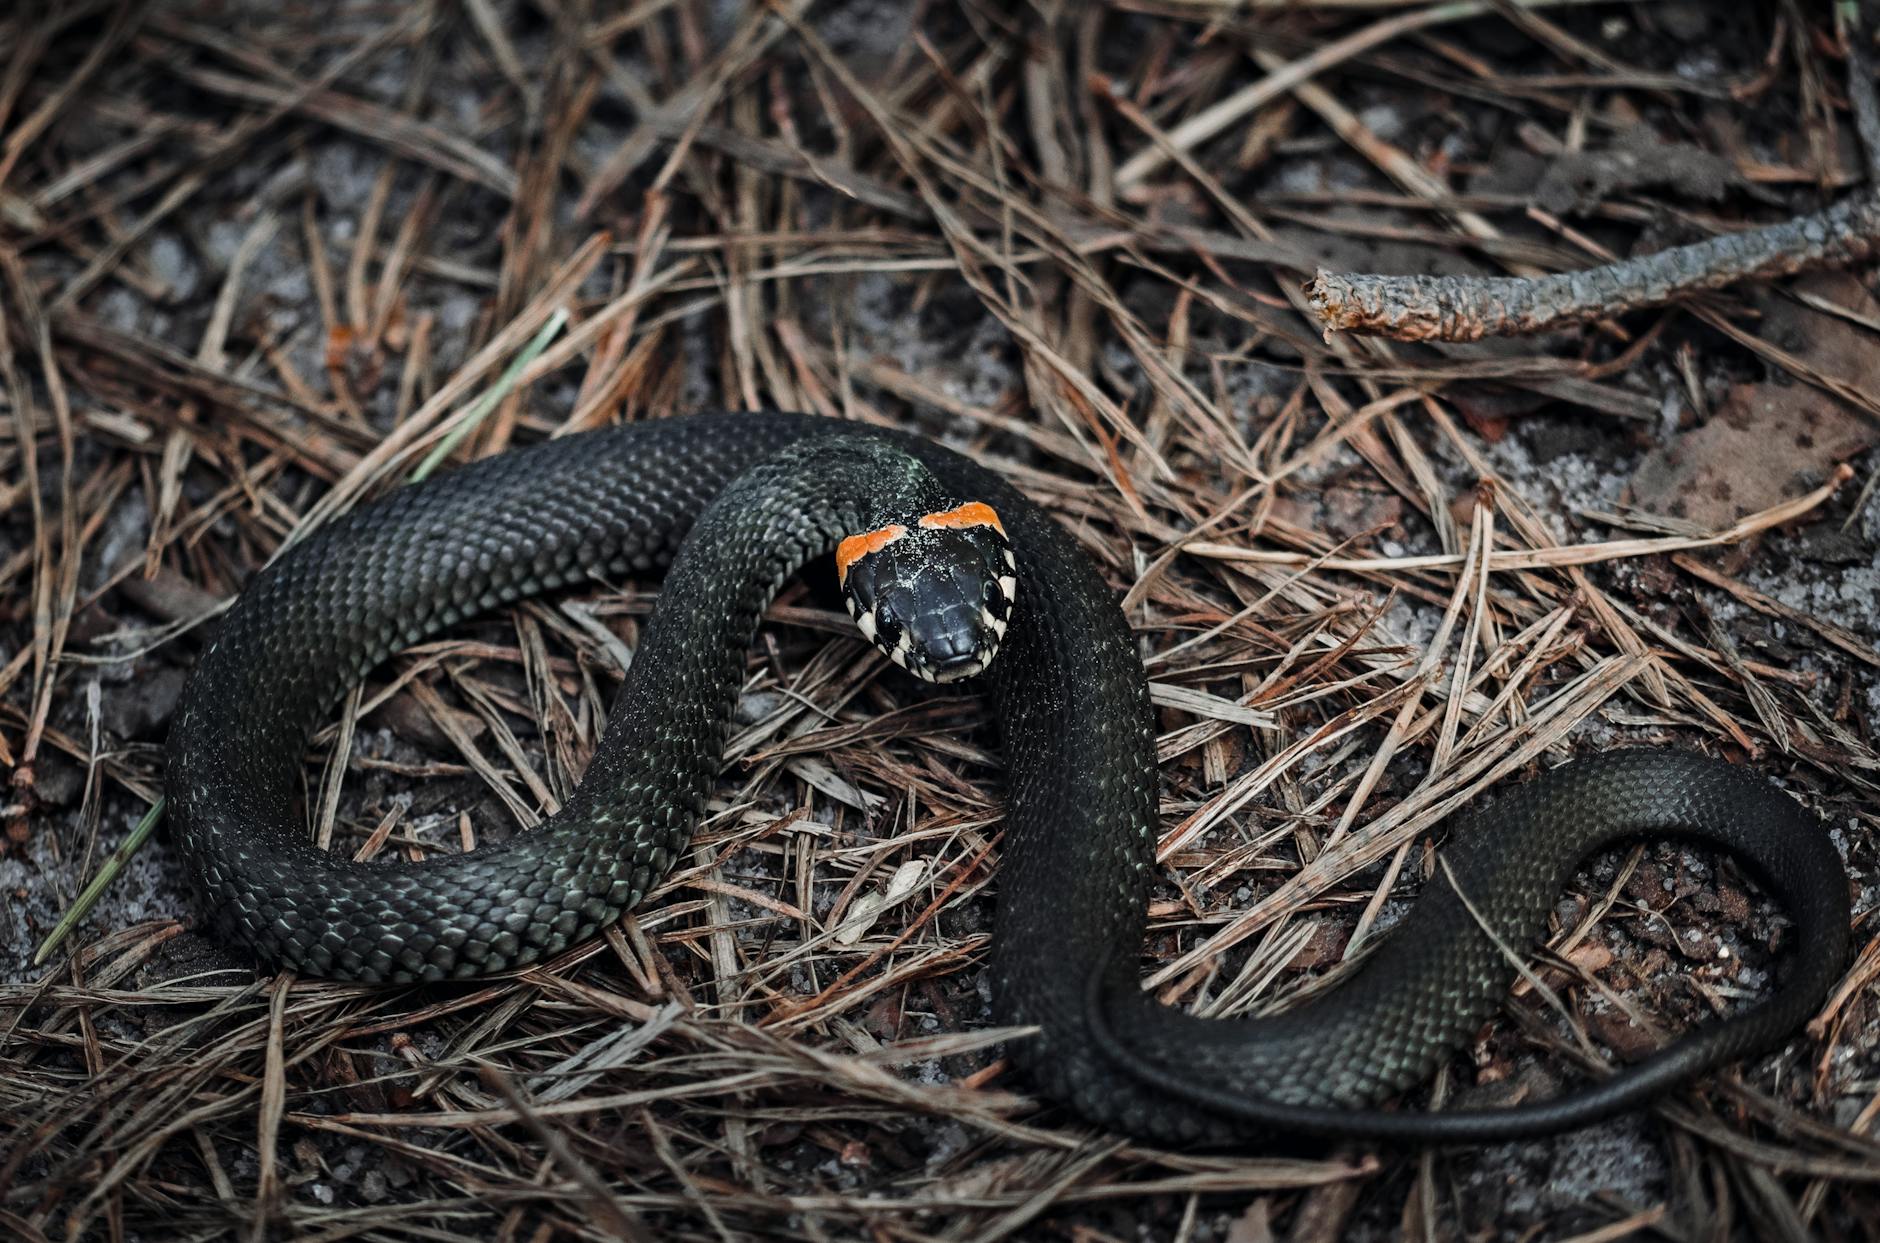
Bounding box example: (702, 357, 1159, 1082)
(165, 413, 1850, 1144)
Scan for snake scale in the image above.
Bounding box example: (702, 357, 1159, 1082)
(165, 412, 1850, 1144)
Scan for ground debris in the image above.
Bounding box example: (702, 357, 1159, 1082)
(0, 3, 1874, 1241)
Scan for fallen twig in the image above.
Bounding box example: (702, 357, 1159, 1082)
(1309, 193, 1880, 340)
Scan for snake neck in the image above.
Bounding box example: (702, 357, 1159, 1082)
(556, 437, 950, 835)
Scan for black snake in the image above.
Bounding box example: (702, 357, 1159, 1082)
(164, 412, 1850, 1144)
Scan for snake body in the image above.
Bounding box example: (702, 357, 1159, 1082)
(165, 412, 1850, 1143)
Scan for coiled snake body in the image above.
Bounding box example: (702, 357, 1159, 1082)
(165, 412, 1849, 1144)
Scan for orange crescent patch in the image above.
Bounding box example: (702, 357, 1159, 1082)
(835, 524, 908, 584)
(918, 501, 1004, 536)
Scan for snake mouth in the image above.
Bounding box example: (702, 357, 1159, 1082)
(924, 648, 996, 683)
(905, 639, 998, 684)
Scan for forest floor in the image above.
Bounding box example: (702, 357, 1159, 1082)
(1, 2, 1877, 1240)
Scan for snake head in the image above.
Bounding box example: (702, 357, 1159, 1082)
(836, 501, 1016, 683)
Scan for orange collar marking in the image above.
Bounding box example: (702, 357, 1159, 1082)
(918, 501, 1004, 536)
(835, 523, 908, 584)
